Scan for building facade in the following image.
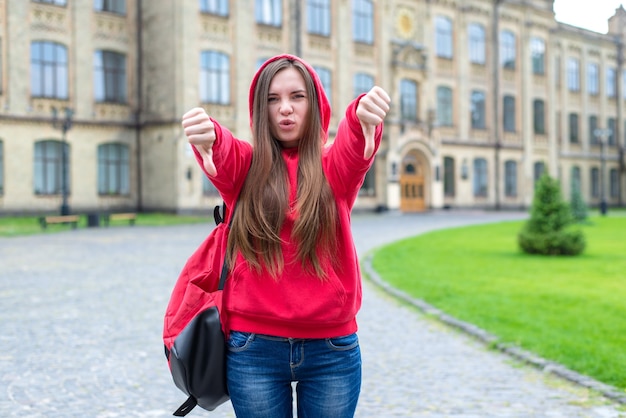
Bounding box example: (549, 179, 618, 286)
(0, 0, 624, 215)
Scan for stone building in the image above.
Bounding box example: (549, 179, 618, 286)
(0, 0, 624, 215)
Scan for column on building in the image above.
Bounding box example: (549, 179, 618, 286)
(521, 17, 534, 208)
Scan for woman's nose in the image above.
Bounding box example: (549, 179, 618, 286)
(279, 100, 293, 114)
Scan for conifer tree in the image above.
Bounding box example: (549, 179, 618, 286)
(518, 173, 585, 255)
(569, 184, 588, 223)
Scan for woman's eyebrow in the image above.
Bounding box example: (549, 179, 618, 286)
(268, 89, 306, 95)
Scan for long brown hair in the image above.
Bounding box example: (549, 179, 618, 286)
(227, 57, 337, 278)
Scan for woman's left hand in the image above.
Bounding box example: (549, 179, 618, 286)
(356, 86, 391, 159)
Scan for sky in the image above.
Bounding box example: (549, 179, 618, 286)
(553, 0, 625, 33)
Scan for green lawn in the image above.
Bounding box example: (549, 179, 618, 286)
(371, 216, 626, 391)
(0, 212, 211, 237)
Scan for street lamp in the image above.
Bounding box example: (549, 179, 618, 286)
(492, 0, 505, 210)
(594, 128, 611, 216)
(52, 107, 73, 216)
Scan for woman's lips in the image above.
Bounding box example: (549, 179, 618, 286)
(279, 120, 295, 130)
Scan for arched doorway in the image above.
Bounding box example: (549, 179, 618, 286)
(400, 151, 426, 212)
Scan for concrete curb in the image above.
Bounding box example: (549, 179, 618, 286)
(362, 253, 626, 405)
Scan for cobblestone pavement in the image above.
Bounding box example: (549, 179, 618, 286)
(1, 210, 624, 418)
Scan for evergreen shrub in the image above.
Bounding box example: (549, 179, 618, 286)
(570, 185, 588, 223)
(518, 174, 585, 256)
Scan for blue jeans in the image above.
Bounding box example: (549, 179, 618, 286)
(226, 332, 361, 418)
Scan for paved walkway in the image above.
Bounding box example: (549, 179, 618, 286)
(0, 210, 624, 417)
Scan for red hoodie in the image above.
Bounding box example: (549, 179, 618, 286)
(193, 54, 383, 339)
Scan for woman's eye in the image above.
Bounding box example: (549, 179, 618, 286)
(268, 97, 278, 103)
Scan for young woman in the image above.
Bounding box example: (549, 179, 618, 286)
(182, 54, 390, 418)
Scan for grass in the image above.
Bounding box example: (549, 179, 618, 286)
(0, 212, 211, 237)
(371, 215, 626, 391)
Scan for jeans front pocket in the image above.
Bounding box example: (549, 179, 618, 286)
(326, 333, 359, 351)
(227, 331, 255, 352)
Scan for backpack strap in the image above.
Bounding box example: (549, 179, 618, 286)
(218, 201, 236, 291)
(173, 396, 197, 416)
(213, 204, 224, 225)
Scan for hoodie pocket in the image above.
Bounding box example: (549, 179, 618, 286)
(226, 267, 351, 325)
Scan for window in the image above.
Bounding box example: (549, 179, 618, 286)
(533, 99, 545, 134)
(610, 168, 619, 198)
(98, 143, 129, 195)
(436, 16, 453, 59)
(94, 0, 126, 14)
(587, 63, 599, 95)
(607, 118, 616, 146)
(567, 58, 580, 92)
(505, 160, 517, 197)
(443, 157, 455, 197)
(256, 0, 282, 26)
(530, 37, 545, 75)
(503, 95, 515, 132)
(468, 23, 485, 64)
(400, 79, 418, 121)
(199, 0, 228, 16)
(589, 115, 598, 145)
(606, 67, 616, 98)
(533, 161, 545, 185)
(313, 66, 332, 104)
(353, 73, 374, 98)
(353, 0, 373, 44)
(500, 30, 516, 69)
(34, 140, 70, 195)
(200, 51, 230, 104)
(307, 0, 330, 36)
(591, 167, 600, 198)
(33, 0, 66, 5)
(569, 113, 579, 143)
(437, 86, 453, 126)
(94, 50, 127, 103)
(256, 57, 269, 70)
(473, 158, 488, 197)
(202, 175, 220, 197)
(31, 41, 68, 99)
(571, 166, 581, 192)
(0, 140, 3, 195)
(623, 70, 626, 99)
(359, 165, 376, 196)
(470, 90, 486, 129)
(202, 175, 219, 196)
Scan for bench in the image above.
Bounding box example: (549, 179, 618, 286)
(39, 215, 80, 229)
(103, 212, 137, 226)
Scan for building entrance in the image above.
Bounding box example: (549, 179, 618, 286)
(399, 151, 426, 212)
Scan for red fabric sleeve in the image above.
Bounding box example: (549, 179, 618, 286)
(323, 95, 383, 205)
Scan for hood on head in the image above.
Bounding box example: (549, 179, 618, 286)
(248, 54, 331, 141)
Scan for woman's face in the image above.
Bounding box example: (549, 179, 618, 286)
(267, 67, 309, 148)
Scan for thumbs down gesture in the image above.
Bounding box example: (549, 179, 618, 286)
(182, 107, 217, 176)
(356, 86, 391, 160)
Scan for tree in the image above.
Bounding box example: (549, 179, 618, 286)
(518, 174, 585, 256)
(569, 184, 588, 223)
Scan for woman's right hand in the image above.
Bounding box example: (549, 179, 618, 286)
(182, 107, 217, 176)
